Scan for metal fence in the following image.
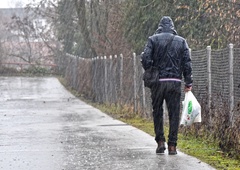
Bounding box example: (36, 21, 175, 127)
(61, 44, 240, 121)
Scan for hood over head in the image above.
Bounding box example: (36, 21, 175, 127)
(154, 16, 177, 35)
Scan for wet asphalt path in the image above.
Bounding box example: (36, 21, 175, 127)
(0, 77, 216, 170)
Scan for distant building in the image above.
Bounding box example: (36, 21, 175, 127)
(0, 7, 55, 70)
(0, 8, 49, 42)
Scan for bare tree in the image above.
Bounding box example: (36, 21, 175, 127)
(0, 6, 57, 68)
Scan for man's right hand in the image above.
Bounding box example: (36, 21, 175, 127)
(184, 86, 192, 92)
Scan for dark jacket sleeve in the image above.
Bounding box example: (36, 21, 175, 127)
(141, 37, 154, 70)
(182, 40, 193, 86)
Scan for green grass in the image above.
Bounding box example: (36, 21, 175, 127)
(178, 134, 240, 170)
(59, 78, 240, 170)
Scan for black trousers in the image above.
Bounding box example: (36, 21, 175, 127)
(151, 81, 181, 146)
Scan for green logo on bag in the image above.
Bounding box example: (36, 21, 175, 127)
(188, 101, 192, 114)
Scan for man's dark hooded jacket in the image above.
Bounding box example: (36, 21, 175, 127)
(141, 16, 192, 86)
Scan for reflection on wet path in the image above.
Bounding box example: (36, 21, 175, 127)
(0, 77, 216, 170)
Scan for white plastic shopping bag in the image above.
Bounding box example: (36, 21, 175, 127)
(180, 91, 201, 126)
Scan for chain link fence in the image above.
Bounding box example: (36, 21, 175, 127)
(60, 44, 240, 157)
(61, 44, 240, 120)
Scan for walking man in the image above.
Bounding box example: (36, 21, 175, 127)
(141, 16, 193, 155)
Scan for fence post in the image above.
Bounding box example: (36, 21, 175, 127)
(229, 43, 234, 125)
(95, 57, 99, 102)
(189, 48, 192, 58)
(114, 55, 118, 103)
(74, 55, 78, 89)
(207, 46, 212, 120)
(133, 53, 137, 113)
(141, 67, 146, 117)
(109, 55, 113, 103)
(104, 56, 108, 103)
(100, 56, 104, 103)
(119, 54, 123, 103)
(92, 57, 96, 101)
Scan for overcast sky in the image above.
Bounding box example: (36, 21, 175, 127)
(0, 0, 36, 8)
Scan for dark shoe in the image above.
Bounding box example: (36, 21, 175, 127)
(168, 145, 177, 155)
(156, 141, 166, 154)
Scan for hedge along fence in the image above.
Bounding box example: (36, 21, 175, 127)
(62, 44, 240, 157)
(64, 53, 153, 118)
(63, 44, 240, 121)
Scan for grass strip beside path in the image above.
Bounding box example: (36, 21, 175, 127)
(92, 103, 240, 170)
(59, 78, 240, 170)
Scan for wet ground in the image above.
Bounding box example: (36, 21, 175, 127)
(0, 77, 216, 170)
